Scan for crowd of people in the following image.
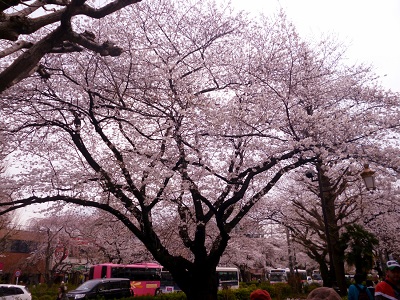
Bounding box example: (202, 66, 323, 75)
(250, 260, 400, 300)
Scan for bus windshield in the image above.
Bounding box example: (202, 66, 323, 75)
(216, 267, 240, 290)
(270, 274, 285, 282)
(269, 269, 288, 283)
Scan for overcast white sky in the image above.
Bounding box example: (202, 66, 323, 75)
(228, 0, 400, 92)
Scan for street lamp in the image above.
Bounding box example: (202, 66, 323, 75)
(360, 164, 376, 191)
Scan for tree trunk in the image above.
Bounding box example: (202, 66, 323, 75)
(320, 166, 347, 296)
(184, 277, 219, 300)
(316, 258, 331, 287)
(323, 179, 347, 296)
(331, 225, 346, 296)
(170, 264, 219, 300)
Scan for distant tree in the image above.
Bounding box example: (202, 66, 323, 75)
(1, 1, 399, 299)
(81, 210, 154, 264)
(278, 169, 354, 288)
(275, 158, 400, 293)
(0, 0, 142, 92)
(362, 200, 400, 262)
(220, 210, 289, 281)
(340, 224, 379, 276)
(0, 137, 18, 254)
(25, 214, 93, 284)
(0, 214, 17, 254)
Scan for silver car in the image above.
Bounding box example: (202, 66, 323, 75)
(0, 284, 32, 300)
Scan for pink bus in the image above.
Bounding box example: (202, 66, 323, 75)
(88, 262, 162, 296)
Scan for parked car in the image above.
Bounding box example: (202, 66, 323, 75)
(0, 284, 32, 300)
(66, 278, 133, 300)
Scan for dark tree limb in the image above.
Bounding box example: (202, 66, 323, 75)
(0, 0, 142, 93)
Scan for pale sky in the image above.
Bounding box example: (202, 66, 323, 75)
(228, 0, 400, 92)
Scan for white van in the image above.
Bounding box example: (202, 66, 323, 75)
(268, 269, 288, 284)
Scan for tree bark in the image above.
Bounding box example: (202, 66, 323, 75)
(173, 265, 219, 300)
(0, 0, 142, 93)
(320, 168, 347, 296)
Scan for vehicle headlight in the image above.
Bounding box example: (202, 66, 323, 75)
(74, 294, 86, 299)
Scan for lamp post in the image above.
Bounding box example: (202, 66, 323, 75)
(360, 164, 376, 191)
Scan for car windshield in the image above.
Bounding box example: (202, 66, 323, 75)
(270, 274, 285, 281)
(312, 274, 322, 280)
(75, 281, 99, 291)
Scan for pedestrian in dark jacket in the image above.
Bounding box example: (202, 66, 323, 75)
(56, 286, 68, 300)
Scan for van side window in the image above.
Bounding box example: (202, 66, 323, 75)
(101, 266, 107, 278)
(13, 287, 25, 295)
(0, 287, 24, 296)
(110, 281, 120, 289)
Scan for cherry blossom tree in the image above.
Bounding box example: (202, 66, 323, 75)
(24, 211, 154, 283)
(0, 0, 142, 92)
(246, 11, 400, 293)
(0, 214, 17, 254)
(272, 158, 400, 292)
(0, 138, 19, 253)
(25, 214, 94, 284)
(220, 216, 269, 280)
(360, 185, 400, 261)
(219, 202, 293, 281)
(81, 210, 154, 264)
(0, 1, 399, 299)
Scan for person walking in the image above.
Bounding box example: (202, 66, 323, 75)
(348, 273, 373, 300)
(375, 260, 400, 300)
(56, 286, 68, 300)
(366, 280, 375, 300)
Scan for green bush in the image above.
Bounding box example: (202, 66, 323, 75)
(30, 283, 58, 300)
(303, 282, 321, 294)
(267, 283, 292, 300)
(239, 282, 258, 289)
(257, 282, 272, 291)
(35, 296, 53, 300)
(147, 292, 186, 300)
(218, 289, 236, 300)
(231, 287, 252, 300)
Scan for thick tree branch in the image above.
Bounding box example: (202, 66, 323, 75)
(0, 40, 33, 58)
(0, 0, 142, 40)
(0, 26, 65, 92)
(0, 0, 142, 93)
